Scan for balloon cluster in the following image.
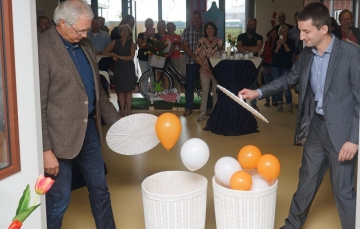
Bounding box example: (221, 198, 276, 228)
(214, 145, 280, 191)
(155, 113, 210, 171)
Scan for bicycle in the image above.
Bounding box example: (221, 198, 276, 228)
(138, 54, 202, 100)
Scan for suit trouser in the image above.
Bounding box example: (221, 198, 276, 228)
(284, 114, 356, 229)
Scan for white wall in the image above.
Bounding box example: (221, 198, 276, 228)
(255, 0, 304, 40)
(0, 0, 45, 228)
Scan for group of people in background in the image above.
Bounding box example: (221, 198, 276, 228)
(260, 9, 360, 114)
(36, 5, 360, 122)
(36, 1, 360, 228)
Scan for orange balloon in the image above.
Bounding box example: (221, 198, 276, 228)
(230, 171, 252, 191)
(257, 154, 280, 183)
(155, 113, 182, 151)
(237, 145, 262, 170)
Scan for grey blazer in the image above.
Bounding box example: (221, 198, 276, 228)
(260, 36, 360, 152)
(38, 26, 120, 159)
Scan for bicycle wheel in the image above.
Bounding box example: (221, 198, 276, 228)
(138, 69, 173, 99)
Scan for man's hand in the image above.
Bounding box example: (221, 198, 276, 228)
(44, 150, 59, 176)
(338, 142, 358, 162)
(238, 88, 259, 100)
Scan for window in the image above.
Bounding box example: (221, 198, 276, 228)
(0, 0, 21, 179)
(162, 0, 186, 34)
(304, 0, 353, 19)
(225, 0, 245, 48)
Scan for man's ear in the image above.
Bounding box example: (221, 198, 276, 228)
(58, 19, 66, 29)
(320, 25, 329, 35)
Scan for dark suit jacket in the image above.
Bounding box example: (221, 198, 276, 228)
(333, 26, 360, 45)
(260, 36, 360, 152)
(38, 26, 120, 159)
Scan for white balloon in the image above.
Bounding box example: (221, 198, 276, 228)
(180, 138, 210, 171)
(245, 169, 262, 180)
(251, 178, 270, 191)
(214, 156, 242, 187)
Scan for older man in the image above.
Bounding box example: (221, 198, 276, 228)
(38, 1, 120, 228)
(180, 10, 205, 116)
(333, 9, 360, 45)
(272, 12, 294, 33)
(88, 16, 111, 55)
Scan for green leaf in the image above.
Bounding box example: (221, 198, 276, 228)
(13, 204, 41, 223)
(15, 184, 31, 216)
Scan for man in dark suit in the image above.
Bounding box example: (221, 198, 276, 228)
(38, 1, 120, 228)
(239, 2, 360, 228)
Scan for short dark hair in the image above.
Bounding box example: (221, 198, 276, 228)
(248, 18, 257, 24)
(203, 21, 217, 38)
(298, 2, 331, 33)
(192, 10, 202, 17)
(166, 22, 176, 29)
(339, 9, 353, 20)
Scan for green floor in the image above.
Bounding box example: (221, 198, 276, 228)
(131, 95, 201, 109)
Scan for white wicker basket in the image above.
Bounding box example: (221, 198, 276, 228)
(149, 55, 166, 68)
(212, 176, 278, 229)
(142, 171, 208, 229)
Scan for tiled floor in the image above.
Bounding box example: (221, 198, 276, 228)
(62, 93, 341, 229)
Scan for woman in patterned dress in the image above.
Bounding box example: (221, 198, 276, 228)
(194, 21, 223, 122)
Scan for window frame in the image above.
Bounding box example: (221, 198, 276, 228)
(0, 0, 21, 180)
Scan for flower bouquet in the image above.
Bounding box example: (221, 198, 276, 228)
(8, 175, 54, 229)
(227, 34, 238, 53)
(143, 37, 171, 68)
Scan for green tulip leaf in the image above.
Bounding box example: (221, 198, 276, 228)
(13, 204, 41, 223)
(15, 184, 31, 216)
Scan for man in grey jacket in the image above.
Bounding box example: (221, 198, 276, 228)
(239, 3, 360, 229)
(38, 1, 120, 228)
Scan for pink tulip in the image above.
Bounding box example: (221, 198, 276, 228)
(34, 175, 54, 195)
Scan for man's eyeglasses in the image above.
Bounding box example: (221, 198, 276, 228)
(66, 22, 88, 35)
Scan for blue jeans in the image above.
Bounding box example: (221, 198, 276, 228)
(185, 64, 200, 110)
(262, 67, 276, 103)
(270, 66, 292, 105)
(46, 119, 116, 229)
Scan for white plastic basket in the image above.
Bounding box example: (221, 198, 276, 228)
(212, 176, 278, 229)
(142, 171, 208, 229)
(149, 55, 166, 68)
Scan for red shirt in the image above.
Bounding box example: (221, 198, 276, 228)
(162, 34, 182, 59)
(262, 40, 274, 64)
(341, 29, 359, 45)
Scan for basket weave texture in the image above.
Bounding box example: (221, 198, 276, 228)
(142, 171, 208, 229)
(212, 176, 278, 229)
(149, 55, 166, 68)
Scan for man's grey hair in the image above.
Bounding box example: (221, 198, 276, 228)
(54, 0, 94, 25)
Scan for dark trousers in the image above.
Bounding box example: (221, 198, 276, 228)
(46, 119, 116, 229)
(284, 114, 356, 229)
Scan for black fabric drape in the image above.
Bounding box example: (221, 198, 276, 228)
(204, 60, 259, 136)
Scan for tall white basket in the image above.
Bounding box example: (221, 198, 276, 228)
(212, 176, 278, 229)
(142, 171, 208, 229)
